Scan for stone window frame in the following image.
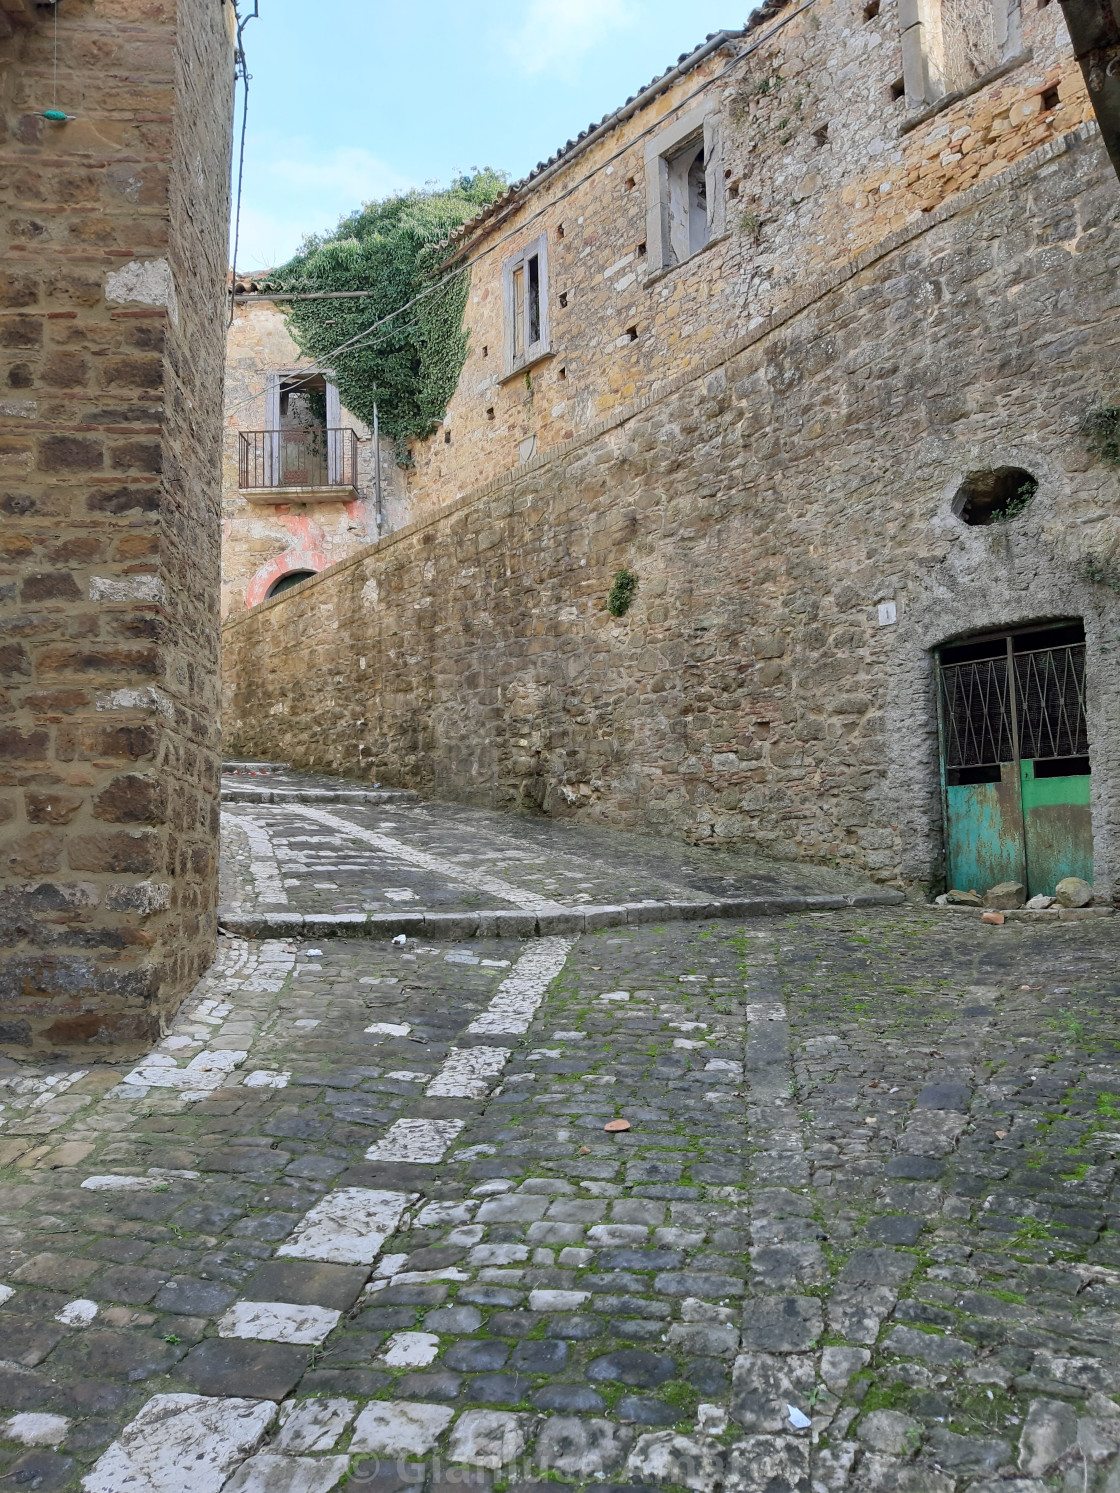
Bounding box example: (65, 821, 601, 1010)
(899, 0, 1023, 107)
(501, 233, 551, 380)
(644, 100, 726, 276)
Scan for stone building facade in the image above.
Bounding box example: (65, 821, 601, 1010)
(221, 292, 405, 618)
(1, 0, 235, 1057)
(223, 3, 1120, 900)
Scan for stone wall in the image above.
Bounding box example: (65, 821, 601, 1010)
(404, 0, 1090, 516)
(223, 126, 1120, 899)
(0, 0, 234, 1058)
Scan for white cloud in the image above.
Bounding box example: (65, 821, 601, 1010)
(233, 143, 416, 270)
(501, 0, 638, 77)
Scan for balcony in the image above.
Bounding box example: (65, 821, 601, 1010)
(238, 428, 359, 502)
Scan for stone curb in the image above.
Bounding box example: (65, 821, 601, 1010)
(218, 889, 906, 940)
(221, 788, 420, 806)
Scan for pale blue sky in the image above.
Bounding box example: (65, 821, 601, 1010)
(234, 0, 737, 270)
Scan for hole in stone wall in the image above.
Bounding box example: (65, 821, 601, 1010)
(625, 326, 638, 341)
(863, 0, 880, 17)
(486, 406, 495, 421)
(637, 240, 647, 256)
(625, 176, 636, 191)
(558, 366, 567, 380)
(556, 223, 565, 240)
(812, 123, 829, 146)
(559, 292, 568, 308)
(1041, 86, 1060, 110)
(954, 467, 1039, 526)
(482, 345, 488, 358)
(444, 429, 452, 444)
(728, 181, 740, 198)
(890, 76, 906, 101)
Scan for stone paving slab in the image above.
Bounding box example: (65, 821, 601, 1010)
(219, 764, 900, 934)
(2, 906, 1120, 1491)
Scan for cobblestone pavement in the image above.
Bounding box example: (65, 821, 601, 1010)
(217, 766, 889, 922)
(2, 907, 1120, 1492)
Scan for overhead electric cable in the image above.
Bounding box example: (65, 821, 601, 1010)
(224, 0, 819, 418)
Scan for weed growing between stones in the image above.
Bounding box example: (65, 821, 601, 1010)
(1081, 403, 1120, 466)
(606, 568, 639, 617)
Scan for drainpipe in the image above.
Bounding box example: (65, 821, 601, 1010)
(372, 402, 384, 534)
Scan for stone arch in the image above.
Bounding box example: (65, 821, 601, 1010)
(246, 546, 329, 609)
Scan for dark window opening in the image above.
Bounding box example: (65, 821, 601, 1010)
(946, 763, 1003, 786)
(266, 570, 316, 599)
(955, 466, 1038, 525)
(1041, 86, 1060, 110)
(625, 326, 638, 342)
(940, 620, 1084, 666)
(1033, 755, 1090, 777)
(527, 253, 541, 346)
(637, 240, 647, 256)
(558, 291, 568, 308)
(890, 75, 906, 101)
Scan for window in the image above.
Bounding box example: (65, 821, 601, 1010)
(667, 139, 709, 261)
(266, 569, 316, 598)
(899, 0, 1022, 106)
(502, 234, 550, 377)
(644, 102, 725, 273)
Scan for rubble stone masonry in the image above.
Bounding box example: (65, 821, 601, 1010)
(0, 0, 234, 1057)
(223, 123, 1120, 898)
(404, 0, 1093, 513)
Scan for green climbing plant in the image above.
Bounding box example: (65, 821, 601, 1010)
(265, 170, 507, 458)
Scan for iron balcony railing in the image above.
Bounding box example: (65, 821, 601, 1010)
(238, 427, 359, 490)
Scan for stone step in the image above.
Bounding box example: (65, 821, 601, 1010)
(221, 785, 420, 806)
(217, 888, 905, 941)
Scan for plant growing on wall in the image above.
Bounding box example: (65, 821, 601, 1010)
(1081, 404, 1120, 467)
(607, 569, 639, 616)
(266, 170, 507, 457)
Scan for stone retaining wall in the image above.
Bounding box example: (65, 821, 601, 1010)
(222, 127, 1120, 897)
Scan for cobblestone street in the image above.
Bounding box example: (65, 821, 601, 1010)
(3, 858, 1120, 1492)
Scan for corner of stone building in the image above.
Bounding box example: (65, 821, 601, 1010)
(0, 0, 235, 1062)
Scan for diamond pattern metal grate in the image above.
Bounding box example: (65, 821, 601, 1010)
(939, 644, 1087, 767)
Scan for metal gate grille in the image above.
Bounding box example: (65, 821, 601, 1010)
(938, 643, 1087, 768)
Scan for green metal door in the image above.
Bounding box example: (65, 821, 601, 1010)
(937, 626, 1091, 899)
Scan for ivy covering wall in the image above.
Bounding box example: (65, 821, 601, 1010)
(267, 170, 506, 455)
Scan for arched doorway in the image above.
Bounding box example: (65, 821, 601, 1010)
(266, 569, 316, 599)
(936, 620, 1092, 897)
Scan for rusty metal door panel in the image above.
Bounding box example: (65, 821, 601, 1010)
(1020, 759, 1093, 897)
(945, 762, 1027, 894)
